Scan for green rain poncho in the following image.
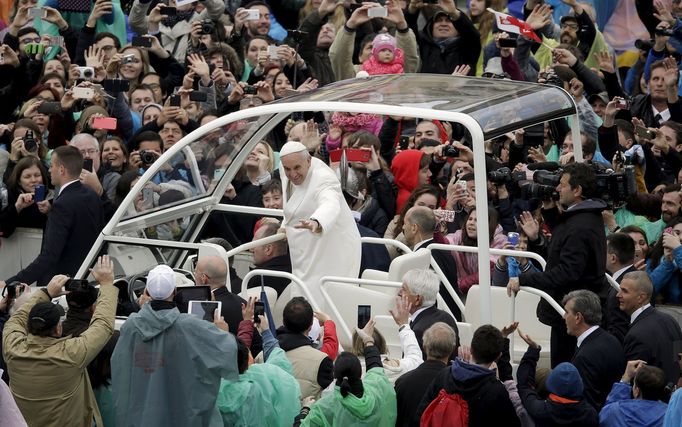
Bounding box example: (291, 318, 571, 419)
(301, 367, 397, 427)
(216, 330, 302, 427)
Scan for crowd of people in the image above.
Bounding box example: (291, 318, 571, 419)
(1, 0, 682, 425)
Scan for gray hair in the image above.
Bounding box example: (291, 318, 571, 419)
(562, 290, 602, 326)
(423, 322, 457, 360)
(403, 269, 439, 307)
(622, 271, 653, 297)
(69, 133, 99, 151)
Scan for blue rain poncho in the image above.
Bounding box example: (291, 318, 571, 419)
(217, 330, 301, 427)
(111, 303, 238, 427)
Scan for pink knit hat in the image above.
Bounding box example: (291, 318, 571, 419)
(372, 33, 396, 58)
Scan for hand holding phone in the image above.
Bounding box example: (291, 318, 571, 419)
(92, 117, 117, 130)
(34, 184, 46, 202)
(357, 305, 371, 329)
(254, 301, 265, 323)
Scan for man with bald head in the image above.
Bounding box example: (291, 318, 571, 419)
(618, 271, 682, 384)
(402, 206, 460, 319)
(195, 255, 247, 341)
(279, 141, 361, 309)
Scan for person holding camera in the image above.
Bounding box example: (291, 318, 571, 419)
(3, 119, 47, 183)
(2, 255, 118, 427)
(4, 146, 105, 287)
(0, 157, 51, 239)
(507, 162, 609, 368)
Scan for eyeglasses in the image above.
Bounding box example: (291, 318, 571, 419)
(145, 83, 161, 90)
(240, 96, 263, 108)
(21, 37, 42, 45)
(79, 149, 99, 156)
(560, 23, 579, 31)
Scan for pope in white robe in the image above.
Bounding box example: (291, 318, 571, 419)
(279, 141, 361, 310)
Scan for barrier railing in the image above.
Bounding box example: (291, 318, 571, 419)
(359, 236, 413, 254)
(240, 269, 321, 310)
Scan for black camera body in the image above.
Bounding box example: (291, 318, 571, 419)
(243, 85, 258, 95)
(655, 28, 674, 37)
(442, 145, 460, 158)
(23, 130, 37, 152)
(287, 29, 308, 44)
(139, 150, 158, 165)
(2, 282, 22, 299)
(199, 19, 215, 35)
(595, 166, 637, 209)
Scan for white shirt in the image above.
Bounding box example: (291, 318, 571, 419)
(652, 105, 671, 122)
(612, 264, 634, 282)
(57, 179, 79, 197)
(576, 325, 599, 348)
(413, 239, 432, 251)
(409, 306, 431, 324)
(630, 303, 651, 324)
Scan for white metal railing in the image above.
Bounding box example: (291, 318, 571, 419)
(319, 276, 403, 347)
(226, 232, 287, 258)
(240, 269, 321, 310)
(360, 236, 413, 254)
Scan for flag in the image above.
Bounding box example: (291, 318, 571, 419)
(260, 276, 277, 335)
(488, 8, 542, 44)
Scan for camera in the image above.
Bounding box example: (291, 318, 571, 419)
(120, 54, 136, 65)
(442, 145, 460, 158)
(139, 150, 158, 165)
(487, 167, 527, 185)
(23, 130, 37, 152)
(594, 166, 637, 209)
(2, 282, 22, 299)
(655, 28, 674, 37)
(287, 29, 308, 44)
(65, 279, 91, 293)
(199, 19, 215, 35)
(243, 85, 258, 95)
(520, 182, 559, 201)
(77, 66, 95, 80)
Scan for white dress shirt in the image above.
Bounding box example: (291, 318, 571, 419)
(630, 303, 651, 324)
(576, 325, 599, 348)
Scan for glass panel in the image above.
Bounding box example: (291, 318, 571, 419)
(275, 74, 574, 138)
(122, 115, 270, 219)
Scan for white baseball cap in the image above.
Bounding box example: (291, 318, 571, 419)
(146, 265, 176, 300)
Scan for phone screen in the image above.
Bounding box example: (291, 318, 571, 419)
(83, 158, 93, 172)
(174, 286, 212, 313)
(188, 300, 221, 322)
(254, 301, 265, 323)
(357, 305, 371, 329)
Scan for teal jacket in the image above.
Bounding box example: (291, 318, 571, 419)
(217, 330, 302, 427)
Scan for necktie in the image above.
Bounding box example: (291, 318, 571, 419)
(654, 113, 663, 127)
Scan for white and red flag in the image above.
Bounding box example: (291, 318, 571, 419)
(488, 8, 542, 43)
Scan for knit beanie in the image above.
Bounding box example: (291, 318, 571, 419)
(372, 33, 397, 59)
(546, 363, 584, 400)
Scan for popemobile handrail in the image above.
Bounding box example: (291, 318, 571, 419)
(240, 269, 321, 312)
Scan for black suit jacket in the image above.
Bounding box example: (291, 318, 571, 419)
(411, 305, 460, 361)
(571, 327, 626, 410)
(604, 266, 637, 344)
(246, 254, 293, 296)
(416, 239, 462, 321)
(394, 360, 447, 427)
(624, 306, 682, 385)
(6, 181, 104, 286)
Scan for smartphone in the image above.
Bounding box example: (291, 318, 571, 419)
(267, 45, 279, 59)
(254, 301, 265, 323)
(345, 148, 371, 162)
(0, 53, 4, 64)
(72, 86, 95, 100)
(455, 179, 468, 196)
(34, 184, 46, 202)
(174, 286, 212, 313)
(189, 91, 208, 102)
(160, 6, 176, 15)
(92, 117, 117, 130)
(65, 279, 91, 292)
(508, 232, 520, 246)
(37, 102, 63, 115)
(2, 282, 23, 299)
(102, 78, 130, 93)
(213, 168, 225, 181)
(131, 36, 152, 48)
(635, 126, 655, 140)
(188, 300, 222, 322)
(29, 7, 46, 18)
(357, 305, 371, 329)
(367, 6, 388, 18)
(499, 38, 517, 48)
(83, 158, 93, 172)
(245, 9, 260, 20)
(170, 94, 181, 107)
(435, 209, 456, 223)
(664, 227, 673, 235)
(49, 35, 64, 47)
(399, 135, 410, 150)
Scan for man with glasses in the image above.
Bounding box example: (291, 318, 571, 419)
(558, 0, 598, 64)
